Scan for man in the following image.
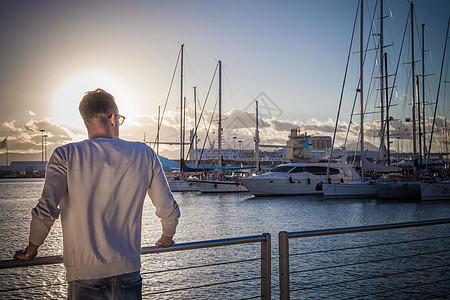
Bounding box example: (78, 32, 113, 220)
(14, 88, 180, 299)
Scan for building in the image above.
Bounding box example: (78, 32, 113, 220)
(284, 128, 332, 162)
(0, 161, 47, 178)
(189, 148, 285, 167)
(310, 135, 332, 150)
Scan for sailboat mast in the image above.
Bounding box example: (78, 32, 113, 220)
(194, 86, 198, 166)
(180, 44, 184, 172)
(379, 0, 385, 160)
(410, 3, 418, 174)
(218, 60, 222, 176)
(422, 24, 427, 160)
(426, 16, 450, 169)
(385, 52, 390, 164)
(359, 0, 365, 181)
(416, 75, 422, 164)
(255, 100, 260, 174)
(157, 106, 160, 155)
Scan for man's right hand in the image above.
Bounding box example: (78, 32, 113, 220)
(14, 243, 38, 260)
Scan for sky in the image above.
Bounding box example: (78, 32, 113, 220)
(0, 0, 449, 163)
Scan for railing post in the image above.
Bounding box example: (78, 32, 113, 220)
(279, 231, 290, 300)
(260, 233, 271, 299)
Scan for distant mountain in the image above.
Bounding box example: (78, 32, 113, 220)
(342, 141, 380, 152)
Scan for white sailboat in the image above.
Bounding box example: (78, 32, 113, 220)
(419, 13, 450, 201)
(323, 0, 375, 198)
(374, 2, 429, 201)
(166, 44, 200, 193)
(323, 0, 402, 199)
(187, 60, 248, 193)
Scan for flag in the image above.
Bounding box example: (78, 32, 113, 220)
(0, 138, 6, 149)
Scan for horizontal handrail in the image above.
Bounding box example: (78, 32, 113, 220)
(0, 234, 270, 270)
(278, 218, 450, 300)
(0, 255, 63, 269)
(284, 218, 450, 239)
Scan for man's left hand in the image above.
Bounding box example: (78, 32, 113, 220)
(155, 234, 175, 248)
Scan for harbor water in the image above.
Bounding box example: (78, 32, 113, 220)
(1, 178, 449, 299)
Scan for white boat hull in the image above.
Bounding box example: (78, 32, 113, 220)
(420, 182, 450, 201)
(323, 181, 378, 198)
(188, 179, 248, 193)
(240, 177, 325, 196)
(240, 162, 359, 197)
(168, 180, 200, 192)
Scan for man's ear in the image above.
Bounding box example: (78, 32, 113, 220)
(109, 114, 116, 127)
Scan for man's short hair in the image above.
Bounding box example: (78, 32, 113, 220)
(79, 88, 118, 125)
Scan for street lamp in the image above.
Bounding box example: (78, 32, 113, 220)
(40, 130, 45, 167)
(238, 140, 242, 161)
(43, 134, 48, 162)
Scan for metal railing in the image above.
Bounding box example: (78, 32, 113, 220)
(278, 218, 450, 300)
(2, 219, 450, 299)
(1, 233, 271, 299)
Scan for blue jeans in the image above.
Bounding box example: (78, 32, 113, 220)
(68, 271, 142, 300)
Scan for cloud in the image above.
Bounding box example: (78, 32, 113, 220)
(1, 118, 73, 155)
(2, 107, 447, 161)
(268, 119, 297, 132)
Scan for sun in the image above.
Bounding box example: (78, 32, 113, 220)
(52, 71, 134, 131)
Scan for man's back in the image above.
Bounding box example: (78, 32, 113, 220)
(32, 138, 179, 281)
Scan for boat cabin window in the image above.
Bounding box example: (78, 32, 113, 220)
(303, 166, 340, 175)
(328, 168, 340, 175)
(304, 166, 326, 175)
(289, 166, 306, 173)
(271, 166, 294, 173)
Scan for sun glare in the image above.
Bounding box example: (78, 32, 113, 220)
(52, 71, 134, 129)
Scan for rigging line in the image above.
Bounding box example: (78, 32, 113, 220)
(184, 63, 219, 163)
(223, 61, 258, 105)
(154, 47, 181, 146)
(196, 98, 219, 172)
(364, 50, 384, 161)
(362, 0, 380, 117)
(198, 63, 219, 141)
(378, 9, 409, 155)
(326, 0, 359, 178)
(427, 16, 450, 168)
(344, 0, 378, 149)
(222, 65, 240, 115)
(183, 48, 200, 88)
(363, 38, 383, 156)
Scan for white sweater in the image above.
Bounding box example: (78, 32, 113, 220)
(29, 138, 180, 282)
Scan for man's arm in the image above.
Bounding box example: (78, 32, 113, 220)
(14, 148, 68, 260)
(147, 149, 180, 247)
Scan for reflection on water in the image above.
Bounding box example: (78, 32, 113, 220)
(1, 179, 449, 298)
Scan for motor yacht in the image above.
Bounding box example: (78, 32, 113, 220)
(240, 162, 360, 196)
